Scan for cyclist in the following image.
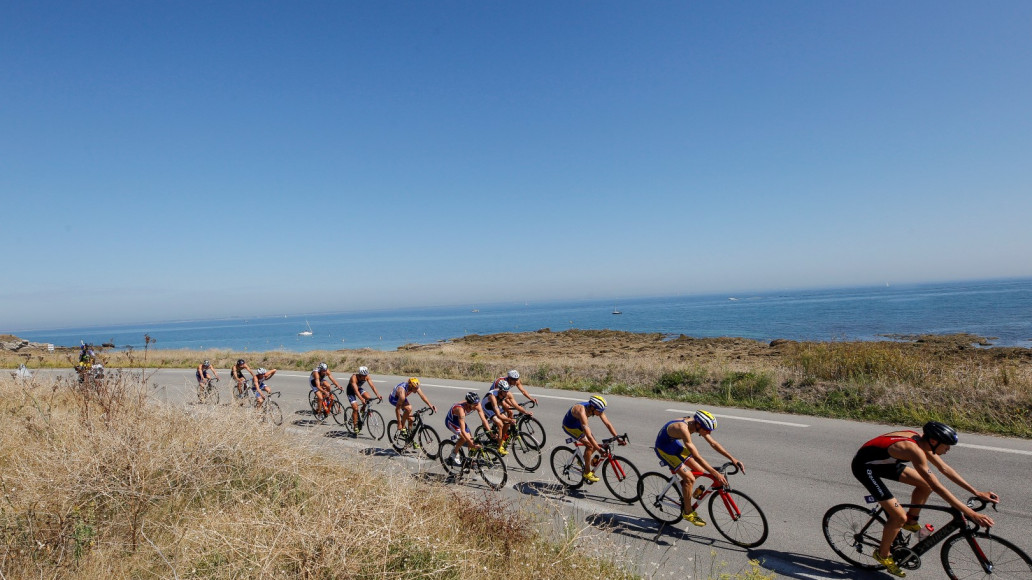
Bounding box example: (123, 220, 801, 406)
(389, 377, 436, 435)
(483, 379, 533, 456)
(851, 421, 998, 577)
(560, 396, 624, 483)
(310, 362, 342, 418)
(252, 367, 277, 407)
(230, 359, 254, 399)
(347, 366, 383, 433)
(443, 392, 492, 467)
(493, 369, 538, 406)
(653, 410, 742, 527)
(195, 359, 219, 398)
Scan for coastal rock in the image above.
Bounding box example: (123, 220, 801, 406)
(0, 335, 50, 352)
(769, 339, 794, 347)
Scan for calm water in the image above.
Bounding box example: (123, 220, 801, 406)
(16, 278, 1032, 352)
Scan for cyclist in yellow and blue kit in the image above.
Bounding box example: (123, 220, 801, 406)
(561, 396, 624, 483)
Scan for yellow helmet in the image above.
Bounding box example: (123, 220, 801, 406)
(408, 377, 420, 387)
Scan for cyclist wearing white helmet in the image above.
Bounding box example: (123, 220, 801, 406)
(443, 392, 492, 466)
(561, 395, 624, 483)
(653, 410, 741, 527)
(252, 366, 277, 407)
(851, 421, 998, 577)
(389, 378, 436, 434)
(309, 362, 342, 420)
(492, 369, 537, 405)
(482, 379, 533, 456)
(346, 366, 383, 433)
(230, 359, 254, 399)
(195, 359, 219, 394)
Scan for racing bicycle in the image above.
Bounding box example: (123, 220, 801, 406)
(473, 421, 542, 471)
(550, 434, 641, 503)
(342, 397, 386, 440)
(512, 400, 546, 448)
(387, 407, 441, 459)
(823, 497, 1032, 579)
(198, 377, 219, 405)
(439, 437, 508, 490)
(311, 387, 347, 426)
(243, 381, 283, 426)
(637, 460, 769, 548)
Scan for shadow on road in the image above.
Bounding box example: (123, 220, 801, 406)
(359, 447, 399, 458)
(586, 512, 721, 548)
(748, 549, 884, 579)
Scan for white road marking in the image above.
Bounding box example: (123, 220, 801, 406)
(665, 409, 810, 428)
(957, 443, 1032, 456)
(422, 382, 585, 402)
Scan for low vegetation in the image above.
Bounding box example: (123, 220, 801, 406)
(5, 330, 1030, 437)
(0, 373, 636, 578)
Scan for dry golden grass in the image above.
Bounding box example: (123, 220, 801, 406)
(0, 373, 637, 579)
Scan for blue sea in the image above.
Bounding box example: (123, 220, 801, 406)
(15, 278, 1032, 352)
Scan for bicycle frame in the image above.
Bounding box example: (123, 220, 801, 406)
(652, 460, 742, 516)
(862, 501, 989, 568)
(562, 434, 628, 474)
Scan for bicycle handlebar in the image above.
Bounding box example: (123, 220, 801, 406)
(522, 400, 537, 409)
(415, 406, 434, 416)
(966, 497, 997, 513)
(718, 461, 740, 476)
(602, 433, 630, 446)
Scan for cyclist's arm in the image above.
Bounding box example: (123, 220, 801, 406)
(573, 407, 598, 445)
(683, 436, 728, 486)
(367, 379, 382, 398)
(457, 411, 475, 446)
(476, 406, 492, 431)
(598, 412, 620, 439)
(326, 371, 340, 389)
(265, 368, 278, 379)
(244, 364, 255, 377)
(417, 390, 435, 412)
(700, 433, 744, 473)
(898, 444, 995, 525)
(506, 394, 529, 416)
(515, 381, 537, 404)
(927, 452, 999, 504)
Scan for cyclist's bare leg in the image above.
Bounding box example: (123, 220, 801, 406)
(235, 376, 245, 397)
(898, 467, 932, 521)
(877, 498, 908, 558)
(675, 465, 696, 512)
(401, 404, 413, 430)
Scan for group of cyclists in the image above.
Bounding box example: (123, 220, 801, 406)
(195, 360, 1000, 577)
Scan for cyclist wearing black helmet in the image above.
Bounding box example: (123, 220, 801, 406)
(851, 421, 999, 576)
(195, 359, 219, 396)
(443, 392, 491, 466)
(230, 359, 254, 399)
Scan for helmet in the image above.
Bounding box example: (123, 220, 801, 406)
(465, 391, 480, 405)
(497, 379, 510, 392)
(237, 359, 245, 366)
(318, 362, 328, 371)
(588, 396, 607, 412)
(256, 367, 267, 376)
(507, 370, 520, 380)
(358, 366, 369, 376)
(408, 377, 420, 387)
(923, 421, 958, 446)
(694, 410, 717, 432)
(203, 360, 210, 366)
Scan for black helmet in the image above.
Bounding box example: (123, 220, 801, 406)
(923, 421, 958, 446)
(237, 359, 245, 366)
(465, 391, 480, 405)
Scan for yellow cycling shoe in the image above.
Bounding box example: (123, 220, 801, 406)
(871, 553, 906, 577)
(583, 471, 600, 483)
(683, 511, 707, 527)
(902, 519, 920, 533)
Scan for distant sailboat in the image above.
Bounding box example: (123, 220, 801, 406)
(612, 305, 622, 315)
(471, 305, 480, 313)
(298, 319, 313, 336)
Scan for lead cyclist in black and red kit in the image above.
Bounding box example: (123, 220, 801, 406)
(851, 421, 999, 577)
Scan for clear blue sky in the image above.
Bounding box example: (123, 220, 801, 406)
(3, 2, 1030, 331)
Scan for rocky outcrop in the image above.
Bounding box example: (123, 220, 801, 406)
(0, 336, 50, 351)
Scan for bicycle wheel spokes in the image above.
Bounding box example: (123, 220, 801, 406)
(549, 446, 585, 490)
(638, 472, 683, 525)
(708, 489, 769, 548)
(510, 433, 542, 471)
(518, 416, 546, 449)
(263, 401, 283, 426)
(386, 421, 405, 452)
(474, 447, 508, 490)
(330, 399, 347, 426)
(365, 410, 385, 440)
(416, 426, 441, 460)
(602, 455, 641, 503)
(439, 441, 459, 476)
(822, 504, 885, 569)
(941, 531, 1032, 580)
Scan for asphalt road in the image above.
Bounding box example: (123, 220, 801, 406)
(69, 368, 1032, 578)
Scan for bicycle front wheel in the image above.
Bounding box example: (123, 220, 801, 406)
(517, 416, 546, 449)
(330, 399, 347, 426)
(941, 531, 1032, 580)
(708, 489, 769, 548)
(638, 472, 683, 525)
(822, 504, 885, 569)
(262, 401, 283, 426)
(549, 446, 585, 490)
(510, 433, 542, 471)
(365, 410, 386, 440)
(602, 455, 642, 503)
(416, 426, 441, 460)
(474, 447, 508, 490)
(439, 440, 459, 476)
(387, 421, 405, 452)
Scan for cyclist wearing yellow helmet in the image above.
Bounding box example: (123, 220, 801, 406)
(389, 377, 436, 434)
(654, 410, 743, 526)
(561, 395, 624, 483)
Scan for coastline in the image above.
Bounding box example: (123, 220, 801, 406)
(5, 329, 1031, 438)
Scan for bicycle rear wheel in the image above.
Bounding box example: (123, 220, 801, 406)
(387, 421, 405, 452)
(510, 433, 542, 471)
(340, 407, 357, 434)
(602, 455, 642, 503)
(941, 531, 1032, 580)
(708, 489, 769, 548)
(822, 504, 885, 569)
(474, 447, 508, 490)
(365, 410, 385, 440)
(416, 426, 441, 460)
(517, 416, 546, 449)
(549, 446, 585, 490)
(638, 472, 683, 525)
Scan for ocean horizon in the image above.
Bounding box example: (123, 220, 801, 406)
(11, 278, 1032, 352)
